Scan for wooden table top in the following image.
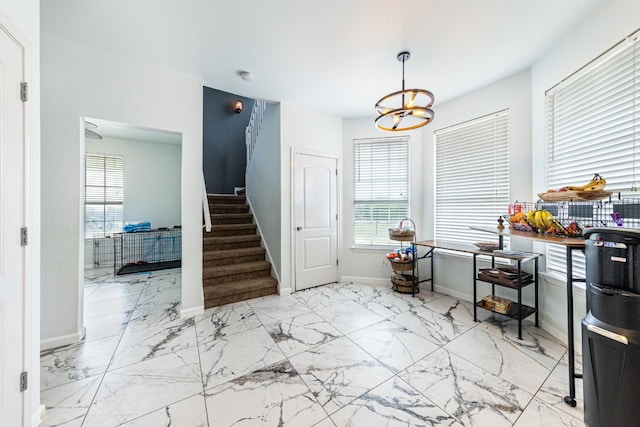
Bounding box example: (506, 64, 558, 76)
(469, 226, 586, 248)
(412, 239, 542, 261)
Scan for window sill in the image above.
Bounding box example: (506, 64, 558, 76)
(350, 244, 398, 253)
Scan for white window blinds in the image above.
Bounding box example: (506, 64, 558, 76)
(353, 137, 409, 246)
(85, 153, 124, 239)
(545, 30, 640, 276)
(435, 110, 510, 244)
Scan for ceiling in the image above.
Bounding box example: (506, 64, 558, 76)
(42, 0, 601, 119)
(85, 117, 182, 144)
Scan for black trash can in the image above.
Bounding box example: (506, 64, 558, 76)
(582, 228, 640, 427)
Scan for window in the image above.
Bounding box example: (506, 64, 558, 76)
(434, 110, 510, 245)
(85, 153, 124, 239)
(353, 136, 409, 246)
(545, 29, 640, 276)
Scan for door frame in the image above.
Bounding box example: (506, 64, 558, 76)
(290, 148, 341, 292)
(0, 10, 34, 426)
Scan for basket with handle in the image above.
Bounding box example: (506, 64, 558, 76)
(388, 218, 416, 242)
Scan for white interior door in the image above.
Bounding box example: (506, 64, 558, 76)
(294, 153, 338, 291)
(0, 24, 25, 427)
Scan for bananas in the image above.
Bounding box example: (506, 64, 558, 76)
(565, 173, 607, 192)
(523, 209, 575, 235)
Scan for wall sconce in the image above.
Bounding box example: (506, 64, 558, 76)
(234, 100, 243, 114)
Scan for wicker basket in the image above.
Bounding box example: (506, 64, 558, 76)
(391, 274, 418, 293)
(388, 218, 416, 242)
(389, 259, 413, 272)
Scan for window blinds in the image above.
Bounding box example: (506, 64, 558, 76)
(353, 137, 409, 246)
(85, 153, 124, 238)
(545, 30, 640, 276)
(435, 110, 510, 244)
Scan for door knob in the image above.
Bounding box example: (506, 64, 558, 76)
(296, 226, 303, 231)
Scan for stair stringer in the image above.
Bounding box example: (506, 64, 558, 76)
(245, 195, 287, 295)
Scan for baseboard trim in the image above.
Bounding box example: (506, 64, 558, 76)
(180, 305, 204, 318)
(40, 327, 86, 351)
(32, 405, 46, 427)
(279, 286, 292, 296)
(433, 284, 473, 303)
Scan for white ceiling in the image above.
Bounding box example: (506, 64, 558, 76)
(42, 0, 601, 119)
(85, 117, 182, 145)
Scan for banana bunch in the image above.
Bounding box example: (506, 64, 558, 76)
(526, 209, 566, 234)
(547, 173, 606, 193)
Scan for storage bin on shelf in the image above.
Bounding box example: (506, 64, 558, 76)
(391, 273, 418, 293)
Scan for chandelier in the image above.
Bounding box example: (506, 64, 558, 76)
(375, 51, 434, 131)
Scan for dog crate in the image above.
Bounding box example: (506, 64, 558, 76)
(113, 227, 182, 275)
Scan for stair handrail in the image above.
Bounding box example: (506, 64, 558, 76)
(202, 172, 212, 232)
(245, 99, 267, 166)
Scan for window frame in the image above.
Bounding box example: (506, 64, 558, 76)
(85, 152, 124, 239)
(352, 136, 410, 248)
(434, 110, 511, 246)
(544, 29, 640, 278)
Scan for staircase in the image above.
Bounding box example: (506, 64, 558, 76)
(203, 194, 278, 308)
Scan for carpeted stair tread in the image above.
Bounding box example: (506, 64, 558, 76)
(204, 276, 277, 308)
(208, 203, 250, 214)
(203, 234, 261, 250)
(207, 194, 246, 204)
(207, 223, 257, 237)
(203, 260, 271, 278)
(203, 247, 266, 267)
(210, 213, 253, 224)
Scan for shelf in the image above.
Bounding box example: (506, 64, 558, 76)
(475, 300, 536, 321)
(477, 267, 534, 289)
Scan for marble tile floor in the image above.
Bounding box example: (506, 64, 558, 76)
(40, 268, 585, 426)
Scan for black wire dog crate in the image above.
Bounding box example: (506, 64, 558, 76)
(511, 198, 640, 231)
(113, 228, 182, 275)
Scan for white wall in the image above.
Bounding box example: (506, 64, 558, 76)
(531, 0, 640, 345)
(341, 119, 425, 283)
(0, 0, 41, 424)
(246, 103, 282, 280)
(41, 35, 203, 348)
(279, 103, 343, 293)
(84, 136, 181, 268)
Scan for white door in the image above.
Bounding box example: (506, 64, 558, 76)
(294, 153, 338, 291)
(0, 24, 25, 427)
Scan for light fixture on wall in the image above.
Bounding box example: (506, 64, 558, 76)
(234, 100, 243, 113)
(375, 51, 434, 131)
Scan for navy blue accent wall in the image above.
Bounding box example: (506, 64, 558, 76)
(202, 86, 254, 194)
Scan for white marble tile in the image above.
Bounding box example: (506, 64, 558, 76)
(136, 272, 181, 306)
(329, 282, 387, 304)
(314, 301, 385, 335)
(109, 318, 196, 370)
(205, 360, 327, 426)
(351, 287, 417, 318)
(293, 285, 350, 311)
(194, 301, 262, 343)
(83, 347, 203, 426)
(84, 267, 115, 282)
(395, 287, 445, 305)
(401, 348, 532, 426)
(84, 281, 144, 305)
(264, 311, 342, 357)
(127, 300, 182, 332)
(248, 294, 313, 324)
(536, 353, 584, 420)
(199, 325, 285, 389)
(514, 397, 585, 427)
(444, 327, 551, 394)
(289, 336, 395, 415)
(120, 393, 208, 426)
(83, 310, 132, 342)
(390, 305, 471, 346)
(40, 375, 102, 427)
(40, 336, 120, 390)
(348, 319, 439, 373)
(424, 295, 491, 326)
(313, 418, 336, 427)
(330, 376, 463, 427)
(477, 315, 567, 370)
